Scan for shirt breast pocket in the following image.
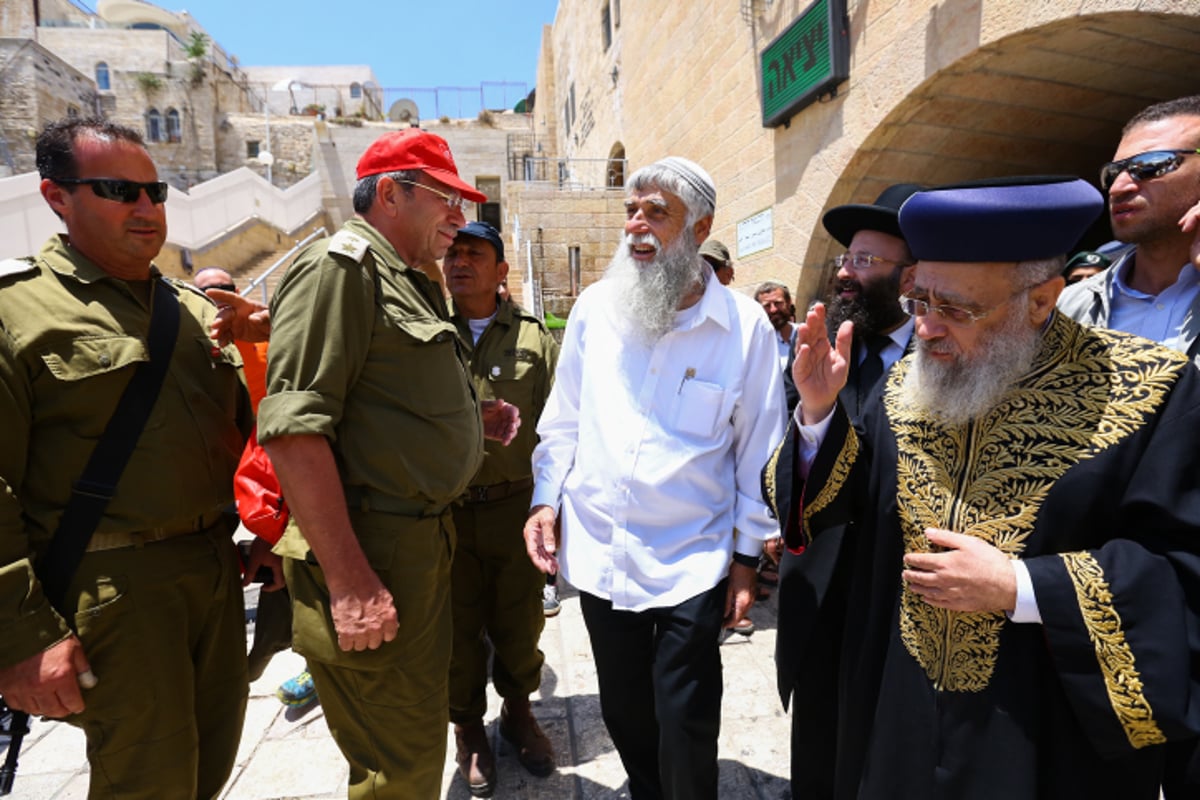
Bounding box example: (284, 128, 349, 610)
(378, 311, 472, 414)
(671, 378, 726, 438)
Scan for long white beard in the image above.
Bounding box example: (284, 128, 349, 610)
(899, 297, 1043, 426)
(604, 230, 705, 343)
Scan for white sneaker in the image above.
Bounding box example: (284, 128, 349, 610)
(543, 584, 561, 617)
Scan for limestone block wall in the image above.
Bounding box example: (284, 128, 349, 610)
(219, 114, 317, 189)
(534, 0, 1200, 312)
(0, 40, 98, 175)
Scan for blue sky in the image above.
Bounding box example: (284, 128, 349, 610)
(165, 0, 560, 107)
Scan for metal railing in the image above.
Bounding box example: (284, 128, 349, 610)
(513, 157, 628, 190)
(241, 227, 327, 305)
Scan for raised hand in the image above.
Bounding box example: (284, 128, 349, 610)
(791, 302, 852, 424)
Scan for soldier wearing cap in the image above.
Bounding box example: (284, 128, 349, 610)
(699, 238, 734, 285)
(775, 176, 1200, 799)
(1062, 250, 1111, 285)
(442, 221, 559, 796)
(256, 128, 520, 798)
(0, 118, 261, 796)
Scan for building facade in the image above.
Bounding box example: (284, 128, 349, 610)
(511, 0, 1200, 310)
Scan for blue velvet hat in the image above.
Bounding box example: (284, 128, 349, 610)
(897, 176, 1104, 262)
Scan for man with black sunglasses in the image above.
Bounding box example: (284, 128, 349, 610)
(0, 117, 261, 796)
(1060, 95, 1200, 368)
(1059, 95, 1200, 798)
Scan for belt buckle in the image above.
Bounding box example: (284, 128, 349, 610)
(469, 485, 489, 503)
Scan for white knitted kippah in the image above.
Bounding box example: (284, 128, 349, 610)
(656, 156, 716, 214)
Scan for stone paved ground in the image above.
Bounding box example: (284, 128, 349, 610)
(4, 580, 791, 799)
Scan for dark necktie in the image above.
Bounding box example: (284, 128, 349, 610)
(854, 334, 889, 415)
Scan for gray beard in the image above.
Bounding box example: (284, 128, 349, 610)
(604, 231, 705, 343)
(899, 298, 1043, 426)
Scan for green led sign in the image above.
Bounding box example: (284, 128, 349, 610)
(761, 0, 849, 127)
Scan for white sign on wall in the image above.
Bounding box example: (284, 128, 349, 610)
(737, 208, 773, 257)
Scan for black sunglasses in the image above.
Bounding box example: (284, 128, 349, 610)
(203, 283, 237, 293)
(1099, 149, 1200, 192)
(54, 177, 169, 204)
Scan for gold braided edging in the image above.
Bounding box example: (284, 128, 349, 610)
(803, 423, 858, 526)
(1061, 551, 1166, 749)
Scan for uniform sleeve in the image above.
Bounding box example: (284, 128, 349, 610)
(257, 249, 374, 443)
(0, 323, 71, 669)
(730, 314, 786, 553)
(1026, 383, 1200, 757)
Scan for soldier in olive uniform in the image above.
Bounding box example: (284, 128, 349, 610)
(256, 130, 519, 800)
(0, 118, 269, 798)
(443, 222, 560, 796)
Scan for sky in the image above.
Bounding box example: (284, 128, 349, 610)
(146, 0, 561, 112)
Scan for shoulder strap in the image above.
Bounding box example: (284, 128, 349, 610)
(38, 278, 181, 612)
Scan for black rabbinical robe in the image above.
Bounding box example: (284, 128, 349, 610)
(764, 313, 1200, 800)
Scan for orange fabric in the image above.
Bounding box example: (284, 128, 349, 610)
(234, 340, 269, 415)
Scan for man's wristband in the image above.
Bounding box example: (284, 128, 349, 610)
(731, 552, 759, 569)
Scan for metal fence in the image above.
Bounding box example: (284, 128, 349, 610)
(511, 157, 628, 190)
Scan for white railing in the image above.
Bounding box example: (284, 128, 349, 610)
(0, 167, 323, 261)
(242, 227, 327, 305)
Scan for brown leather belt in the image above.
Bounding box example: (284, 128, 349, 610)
(463, 477, 534, 504)
(85, 508, 229, 552)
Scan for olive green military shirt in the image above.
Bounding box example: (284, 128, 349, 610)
(0, 235, 252, 669)
(257, 218, 483, 510)
(450, 298, 559, 487)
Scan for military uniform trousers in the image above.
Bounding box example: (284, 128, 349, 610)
(448, 488, 546, 723)
(283, 506, 454, 800)
(66, 522, 248, 800)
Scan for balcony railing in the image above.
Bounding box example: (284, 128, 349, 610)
(511, 157, 628, 190)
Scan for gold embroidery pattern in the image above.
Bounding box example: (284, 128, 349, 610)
(1060, 551, 1166, 748)
(802, 419, 858, 531)
(887, 316, 1187, 693)
(763, 419, 788, 520)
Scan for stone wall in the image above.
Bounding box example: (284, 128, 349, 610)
(0, 39, 98, 175)
(218, 114, 316, 189)
(530, 0, 1200, 312)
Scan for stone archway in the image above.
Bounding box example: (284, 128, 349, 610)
(800, 9, 1200, 299)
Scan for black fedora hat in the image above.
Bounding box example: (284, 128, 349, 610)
(822, 183, 925, 247)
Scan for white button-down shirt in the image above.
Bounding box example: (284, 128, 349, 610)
(531, 272, 785, 611)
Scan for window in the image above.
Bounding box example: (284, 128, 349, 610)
(166, 108, 182, 143)
(477, 177, 501, 231)
(350, 82, 362, 99)
(246, 140, 260, 159)
(146, 108, 162, 143)
(569, 246, 581, 295)
(607, 143, 626, 187)
(95, 62, 110, 91)
(563, 82, 576, 135)
(601, 3, 612, 51)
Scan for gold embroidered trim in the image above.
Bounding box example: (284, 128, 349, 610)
(1061, 551, 1166, 748)
(803, 420, 858, 525)
(762, 419, 788, 519)
(887, 316, 1187, 693)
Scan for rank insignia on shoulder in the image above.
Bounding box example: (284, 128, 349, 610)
(0, 258, 37, 279)
(328, 230, 370, 263)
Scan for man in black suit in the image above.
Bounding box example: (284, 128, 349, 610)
(768, 182, 922, 799)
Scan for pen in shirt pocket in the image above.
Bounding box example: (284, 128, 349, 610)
(678, 367, 696, 393)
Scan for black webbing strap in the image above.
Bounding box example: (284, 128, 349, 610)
(38, 278, 180, 611)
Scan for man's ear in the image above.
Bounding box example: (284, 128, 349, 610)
(898, 263, 917, 295)
(40, 178, 69, 219)
(497, 260, 510, 283)
(692, 215, 713, 246)
(375, 175, 403, 216)
(1029, 275, 1064, 326)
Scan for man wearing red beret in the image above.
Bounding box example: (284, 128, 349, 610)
(254, 129, 519, 798)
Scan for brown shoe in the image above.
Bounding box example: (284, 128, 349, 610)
(454, 720, 496, 797)
(499, 697, 556, 777)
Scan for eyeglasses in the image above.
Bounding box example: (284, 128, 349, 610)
(53, 177, 169, 204)
(831, 252, 912, 273)
(201, 283, 237, 292)
(898, 285, 1032, 328)
(1099, 149, 1200, 192)
(397, 179, 470, 212)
